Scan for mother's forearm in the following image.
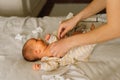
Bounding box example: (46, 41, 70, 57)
(70, 24, 120, 47)
(74, 0, 106, 22)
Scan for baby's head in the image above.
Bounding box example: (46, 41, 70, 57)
(22, 38, 47, 62)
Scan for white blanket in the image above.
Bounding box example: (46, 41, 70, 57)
(0, 15, 120, 80)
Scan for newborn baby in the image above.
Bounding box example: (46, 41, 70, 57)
(22, 24, 96, 71)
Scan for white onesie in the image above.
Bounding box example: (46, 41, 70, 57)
(40, 34, 96, 71)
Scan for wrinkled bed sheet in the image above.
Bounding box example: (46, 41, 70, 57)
(0, 15, 120, 80)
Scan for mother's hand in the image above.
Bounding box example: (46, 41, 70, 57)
(47, 38, 72, 58)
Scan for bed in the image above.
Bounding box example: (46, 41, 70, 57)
(0, 14, 120, 80)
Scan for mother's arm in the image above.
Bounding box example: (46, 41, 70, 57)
(70, 0, 120, 46)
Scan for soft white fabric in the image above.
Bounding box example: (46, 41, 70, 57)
(1, 15, 120, 80)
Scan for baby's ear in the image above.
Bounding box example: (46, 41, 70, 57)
(90, 23, 95, 31)
(33, 50, 41, 55)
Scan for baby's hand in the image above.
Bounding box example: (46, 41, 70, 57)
(33, 64, 41, 71)
(45, 34, 51, 41)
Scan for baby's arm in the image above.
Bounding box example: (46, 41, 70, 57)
(33, 57, 60, 71)
(33, 62, 59, 71)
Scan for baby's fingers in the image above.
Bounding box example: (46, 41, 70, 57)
(33, 64, 40, 70)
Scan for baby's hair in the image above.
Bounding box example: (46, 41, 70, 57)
(22, 38, 40, 62)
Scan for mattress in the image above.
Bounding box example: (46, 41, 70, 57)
(0, 15, 120, 80)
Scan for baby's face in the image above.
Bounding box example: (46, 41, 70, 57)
(26, 38, 47, 59)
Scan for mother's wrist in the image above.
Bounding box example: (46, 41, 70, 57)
(74, 14, 82, 24)
(66, 36, 78, 49)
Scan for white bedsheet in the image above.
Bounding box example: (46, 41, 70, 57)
(0, 15, 120, 80)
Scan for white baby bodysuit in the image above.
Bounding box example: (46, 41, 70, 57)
(40, 34, 96, 71)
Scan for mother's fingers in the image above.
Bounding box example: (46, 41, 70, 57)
(60, 29, 68, 38)
(56, 54, 62, 58)
(52, 52, 62, 58)
(47, 43, 57, 56)
(58, 27, 62, 39)
(58, 27, 65, 39)
(48, 43, 61, 58)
